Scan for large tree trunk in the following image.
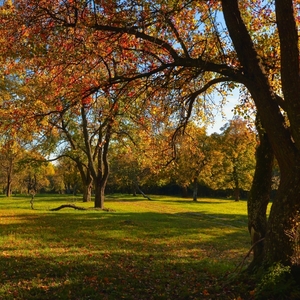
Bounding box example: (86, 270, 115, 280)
(222, 0, 299, 269)
(264, 162, 300, 267)
(247, 118, 274, 270)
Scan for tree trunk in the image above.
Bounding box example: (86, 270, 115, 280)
(247, 118, 274, 270)
(132, 182, 137, 196)
(82, 182, 92, 202)
(134, 181, 151, 200)
(6, 178, 12, 197)
(192, 177, 198, 201)
(94, 182, 105, 209)
(81, 106, 113, 209)
(233, 187, 239, 202)
(182, 186, 188, 198)
(232, 165, 239, 201)
(75, 159, 93, 203)
(65, 183, 71, 194)
(263, 160, 300, 267)
(6, 165, 12, 197)
(222, 0, 299, 269)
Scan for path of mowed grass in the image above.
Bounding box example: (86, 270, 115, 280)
(0, 194, 253, 299)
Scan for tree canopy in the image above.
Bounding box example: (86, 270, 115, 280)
(1, 0, 300, 272)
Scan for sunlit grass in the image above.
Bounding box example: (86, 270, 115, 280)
(0, 194, 253, 299)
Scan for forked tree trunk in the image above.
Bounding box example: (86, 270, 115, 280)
(222, 0, 299, 269)
(247, 118, 274, 270)
(81, 106, 113, 209)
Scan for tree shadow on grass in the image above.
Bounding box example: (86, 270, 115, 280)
(0, 249, 246, 300)
(0, 211, 251, 299)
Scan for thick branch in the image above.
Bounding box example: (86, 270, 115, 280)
(275, 0, 300, 102)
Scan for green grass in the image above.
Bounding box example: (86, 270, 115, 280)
(0, 194, 253, 299)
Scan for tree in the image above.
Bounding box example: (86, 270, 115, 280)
(215, 117, 256, 201)
(109, 112, 174, 196)
(2, 0, 300, 270)
(55, 158, 82, 195)
(49, 92, 119, 208)
(247, 116, 275, 270)
(0, 131, 26, 196)
(172, 123, 214, 201)
(89, 0, 300, 269)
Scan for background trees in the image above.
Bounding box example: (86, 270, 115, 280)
(172, 124, 215, 201)
(216, 118, 256, 201)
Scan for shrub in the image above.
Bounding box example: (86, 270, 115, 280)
(255, 263, 300, 300)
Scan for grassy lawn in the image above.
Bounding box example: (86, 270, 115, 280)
(0, 194, 253, 299)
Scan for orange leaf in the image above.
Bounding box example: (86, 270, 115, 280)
(202, 289, 210, 296)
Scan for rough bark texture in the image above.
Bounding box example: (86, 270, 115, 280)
(82, 182, 92, 202)
(247, 118, 274, 270)
(94, 182, 105, 209)
(264, 163, 300, 266)
(222, 0, 300, 268)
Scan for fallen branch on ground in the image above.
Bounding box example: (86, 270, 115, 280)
(50, 204, 115, 211)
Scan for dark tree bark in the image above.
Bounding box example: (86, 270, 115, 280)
(222, 0, 300, 268)
(27, 174, 38, 210)
(264, 167, 300, 266)
(75, 161, 93, 202)
(132, 183, 137, 196)
(81, 106, 113, 209)
(6, 172, 12, 197)
(232, 164, 240, 202)
(192, 177, 198, 201)
(82, 182, 93, 202)
(247, 117, 274, 270)
(182, 186, 188, 198)
(94, 174, 108, 208)
(50, 204, 88, 211)
(5, 161, 13, 197)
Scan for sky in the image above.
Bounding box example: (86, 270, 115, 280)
(206, 94, 238, 135)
